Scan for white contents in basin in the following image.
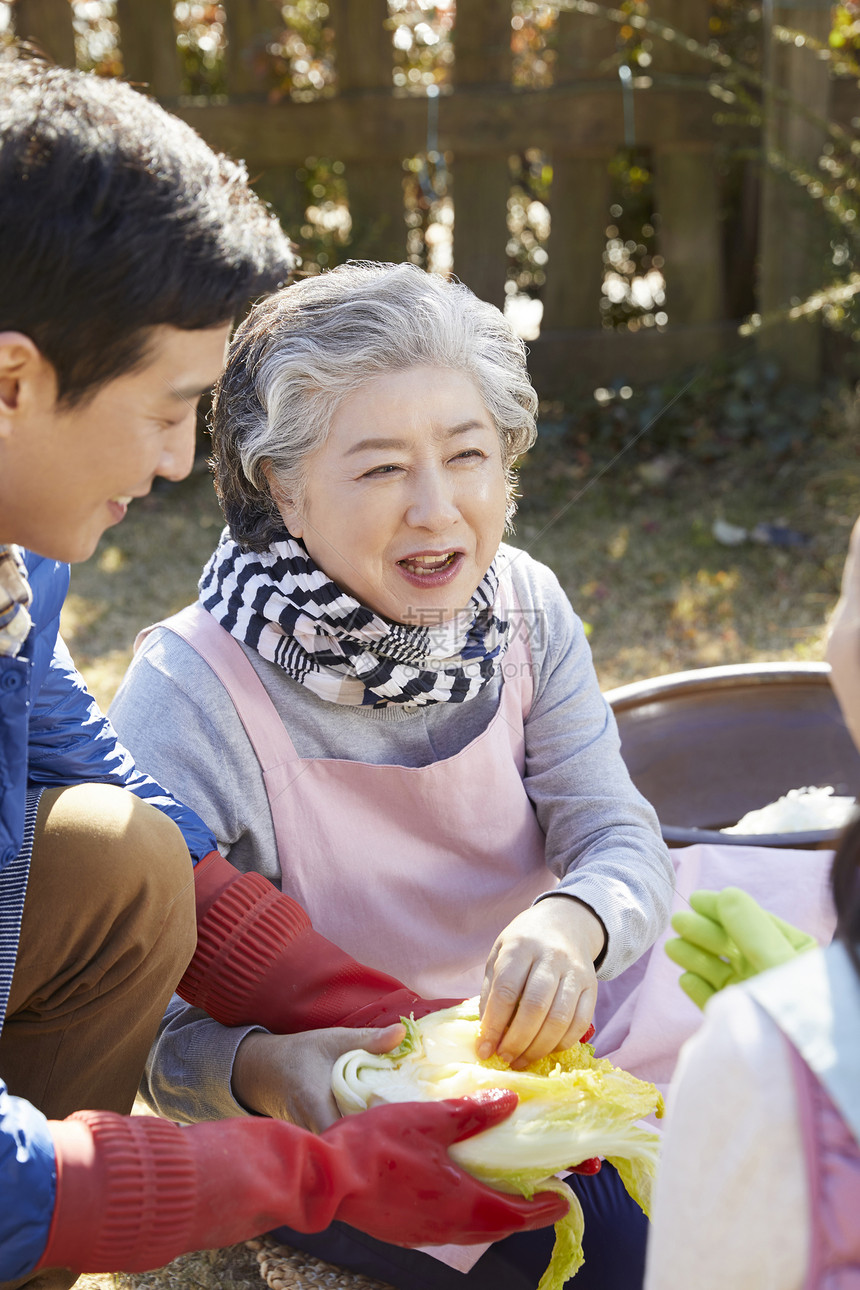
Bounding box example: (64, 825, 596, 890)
(721, 785, 857, 835)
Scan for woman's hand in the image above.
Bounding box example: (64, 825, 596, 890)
(826, 513, 860, 750)
(231, 1023, 406, 1132)
(477, 896, 606, 1070)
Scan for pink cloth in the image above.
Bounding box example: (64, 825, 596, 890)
(157, 593, 554, 1275)
(593, 841, 837, 1093)
(160, 593, 556, 1001)
(789, 1040, 860, 1288)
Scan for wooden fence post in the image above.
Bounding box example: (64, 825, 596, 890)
(223, 0, 279, 97)
(649, 0, 724, 328)
(220, 1, 309, 250)
(12, 0, 76, 68)
(114, 0, 181, 97)
(542, 7, 616, 330)
(450, 0, 513, 307)
(758, 3, 832, 382)
(329, 0, 406, 263)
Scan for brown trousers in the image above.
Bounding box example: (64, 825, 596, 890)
(0, 783, 198, 1290)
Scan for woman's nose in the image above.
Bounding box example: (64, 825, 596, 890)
(405, 469, 460, 531)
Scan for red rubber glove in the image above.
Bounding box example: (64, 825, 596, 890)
(180, 856, 601, 1175)
(179, 852, 461, 1031)
(36, 1090, 569, 1275)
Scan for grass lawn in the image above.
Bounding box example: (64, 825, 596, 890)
(77, 1247, 264, 1290)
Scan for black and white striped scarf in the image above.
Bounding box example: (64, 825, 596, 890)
(0, 545, 32, 659)
(199, 529, 510, 709)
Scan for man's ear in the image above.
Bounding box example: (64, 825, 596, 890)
(0, 333, 55, 435)
(262, 460, 303, 539)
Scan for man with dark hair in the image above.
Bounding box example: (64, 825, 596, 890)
(0, 54, 566, 1290)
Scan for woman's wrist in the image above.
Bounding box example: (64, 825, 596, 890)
(231, 1031, 284, 1119)
(545, 893, 607, 966)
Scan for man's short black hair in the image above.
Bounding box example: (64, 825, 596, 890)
(0, 53, 295, 405)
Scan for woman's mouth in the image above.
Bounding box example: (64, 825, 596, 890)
(396, 550, 464, 589)
(398, 551, 458, 577)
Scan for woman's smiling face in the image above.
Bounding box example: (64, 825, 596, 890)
(273, 365, 508, 625)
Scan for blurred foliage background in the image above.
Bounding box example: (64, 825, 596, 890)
(37, 0, 857, 342)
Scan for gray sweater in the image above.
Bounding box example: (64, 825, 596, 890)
(110, 544, 673, 1122)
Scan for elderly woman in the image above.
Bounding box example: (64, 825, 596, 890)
(111, 261, 673, 1290)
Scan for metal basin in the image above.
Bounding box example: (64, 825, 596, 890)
(605, 662, 860, 849)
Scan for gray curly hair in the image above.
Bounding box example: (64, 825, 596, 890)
(210, 260, 539, 550)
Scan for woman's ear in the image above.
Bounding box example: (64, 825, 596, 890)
(261, 460, 304, 539)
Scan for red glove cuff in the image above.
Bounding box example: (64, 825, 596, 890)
(181, 853, 413, 1031)
(38, 1112, 197, 1275)
(180, 861, 311, 1024)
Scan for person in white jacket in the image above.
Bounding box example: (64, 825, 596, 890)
(644, 517, 860, 1289)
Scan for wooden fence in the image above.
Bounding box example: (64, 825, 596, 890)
(10, 0, 860, 394)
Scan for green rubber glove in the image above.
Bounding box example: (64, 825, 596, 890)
(665, 886, 818, 1010)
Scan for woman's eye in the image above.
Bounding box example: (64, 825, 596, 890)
(451, 448, 485, 463)
(362, 463, 402, 478)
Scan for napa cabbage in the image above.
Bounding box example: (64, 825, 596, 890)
(331, 998, 664, 1290)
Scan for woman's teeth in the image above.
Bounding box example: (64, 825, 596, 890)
(110, 496, 133, 505)
(399, 552, 457, 576)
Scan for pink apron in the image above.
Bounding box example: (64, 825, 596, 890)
(159, 592, 558, 999)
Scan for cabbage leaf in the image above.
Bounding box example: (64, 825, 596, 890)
(331, 998, 663, 1289)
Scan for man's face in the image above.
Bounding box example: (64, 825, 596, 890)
(0, 322, 231, 563)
